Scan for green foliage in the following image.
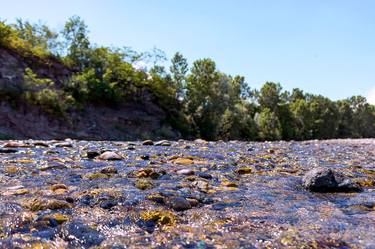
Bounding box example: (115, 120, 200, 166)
(307, 95, 339, 139)
(256, 108, 282, 140)
(0, 21, 14, 45)
(170, 52, 188, 99)
(23, 68, 72, 116)
(257, 82, 283, 111)
(62, 16, 90, 69)
(13, 19, 61, 56)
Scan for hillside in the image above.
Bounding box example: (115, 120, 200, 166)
(0, 46, 179, 140)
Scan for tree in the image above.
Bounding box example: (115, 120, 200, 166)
(258, 82, 282, 111)
(170, 52, 188, 100)
(290, 98, 312, 140)
(62, 16, 90, 70)
(336, 99, 354, 138)
(349, 96, 375, 138)
(256, 108, 282, 140)
(308, 95, 339, 139)
(13, 19, 61, 55)
(185, 59, 223, 139)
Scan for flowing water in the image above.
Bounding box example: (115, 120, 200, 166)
(0, 139, 374, 248)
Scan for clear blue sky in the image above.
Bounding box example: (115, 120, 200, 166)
(1, 0, 375, 102)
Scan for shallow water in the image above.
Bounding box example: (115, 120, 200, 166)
(0, 139, 374, 248)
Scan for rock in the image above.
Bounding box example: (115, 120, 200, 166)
(194, 139, 208, 144)
(140, 210, 176, 226)
(168, 197, 192, 211)
(50, 184, 68, 192)
(51, 184, 68, 194)
(38, 162, 67, 171)
(135, 179, 154, 190)
(222, 181, 238, 188)
(43, 213, 70, 224)
(140, 155, 150, 160)
(196, 172, 212, 179)
(100, 166, 118, 175)
(60, 221, 104, 247)
(186, 198, 199, 207)
(54, 142, 73, 148)
(236, 167, 252, 174)
(3, 141, 30, 148)
(142, 140, 154, 145)
(337, 178, 363, 192)
(98, 151, 123, 160)
(302, 168, 362, 193)
(86, 151, 100, 159)
(100, 199, 117, 209)
(135, 168, 162, 179)
(33, 141, 49, 147)
(173, 157, 194, 165)
(13, 189, 30, 195)
(155, 140, 171, 146)
(191, 180, 210, 192)
(0, 148, 18, 153)
(24, 198, 72, 211)
(302, 168, 337, 192)
(4, 166, 22, 175)
(147, 193, 165, 204)
(46, 199, 72, 210)
(177, 169, 195, 176)
(85, 172, 110, 180)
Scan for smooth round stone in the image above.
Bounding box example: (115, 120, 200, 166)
(168, 197, 192, 211)
(98, 151, 123, 160)
(177, 169, 195, 176)
(142, 140, 154, 146)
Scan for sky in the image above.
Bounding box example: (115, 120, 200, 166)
(1, 0, 375, 103)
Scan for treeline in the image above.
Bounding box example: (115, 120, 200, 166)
(0, 16, 374, 141)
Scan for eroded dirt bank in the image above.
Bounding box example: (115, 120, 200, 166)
(0, 139, 374, 248)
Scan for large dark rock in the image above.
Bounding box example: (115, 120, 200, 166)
(168, 197, 192, 211)
(302, 167, 362, 193)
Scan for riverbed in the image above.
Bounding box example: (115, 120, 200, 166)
(0, 139, 374, 248)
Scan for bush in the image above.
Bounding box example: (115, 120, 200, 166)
(22, 68, 72, 116)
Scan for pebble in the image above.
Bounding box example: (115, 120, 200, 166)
(142, 140, 154, 145)
(98, 151, 123, 160)
(177, 169, 195, 176)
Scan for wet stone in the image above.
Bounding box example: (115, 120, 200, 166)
(177, 169, 195, 176)
(135, 179, 154, 190)
(3, 141, 30, 148)
(168, 197, 192, 211)
(98, 151, 123, 160)
(140, 154, 150, 160)
(302, 168, 362, 193)
(142, 140, 154, 145)
(100, 166, 118, 175)
(0, 148, 18, 153)
(60, 221, 105, 247)
(236, 167, 252, 174)
(86, 150, 100, 159)
(154, 140, 171, 146)
(54, 142, 73, 148)
(196, 172, 213, 179)
(100, 199, 117, 209)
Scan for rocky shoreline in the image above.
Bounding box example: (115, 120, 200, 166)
(0, 139, 374, 248)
